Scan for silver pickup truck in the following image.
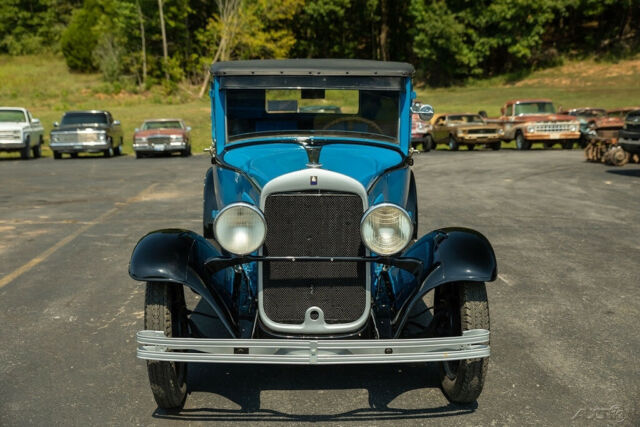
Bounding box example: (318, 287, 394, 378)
(0, 107, 45, 159)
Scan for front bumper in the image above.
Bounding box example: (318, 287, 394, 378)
(523, 131, 580, 141)
(0, 140, 26, 150)
(456, 135, 501, 144)
(619, 136, 640, 155)
(136, 329, 490, 365)
(50, 141, 109, 153)
(133, 142, 187, 152)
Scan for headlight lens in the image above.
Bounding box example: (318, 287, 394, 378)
(361, 204, 412, 256)
(170, 135, 184, 142)
(97, 132, 106, 141)
(498, 128, 504, 135)
(214, 203, 266, 255)
(526, 126, 535, 133)
(569, 125, 577, 132)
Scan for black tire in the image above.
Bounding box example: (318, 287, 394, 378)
(491, 142, 501, 151)
(20, 137, 31, 160)
(466, 144, 474, 151)
(181, 144, 191, 157)
(562, 141, 574, 150)
(544, 142, 554, 149)
(144, 282, 189, 410)
(135, 151, 143, 159)
(203, 168, 216, 238)
(53, 151, 62, 159)
(448, 136, 459, 151)
(32, 140, 42, 158)
(70, 153, 79, 159)
(435, 282, 489, 403)
(515, 132, 530, 150)
(423, 135, 433, 152)
(103, 138, 114, 157)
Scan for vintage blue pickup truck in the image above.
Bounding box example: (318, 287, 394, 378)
(129, 59, 496, 409)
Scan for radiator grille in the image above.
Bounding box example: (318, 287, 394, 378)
(148, 136, 171, 144)
(467, 128, 499, 135)
(533, 122, 574, 133)
(54, 132, 100, 143)
(262, 192, 366, 325)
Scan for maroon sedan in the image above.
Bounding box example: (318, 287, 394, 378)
(133, 118, 191, 158)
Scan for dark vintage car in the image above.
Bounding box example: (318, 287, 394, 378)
(129, 59, 496, 409)
(429, 113, 503, 151)
(618, 109, 640, 156)
(562, 108, 624, 146)
(50, 110, 123, 159)
(132, 118, 191, 158)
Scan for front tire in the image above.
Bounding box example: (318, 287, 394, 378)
(20, 137, 31, 159)
(423, 135, 433, 152)
(435, 282, 489, 403)
(491, 142, 501, 151)
(448, 136, 459, 151)
(53, 151, 62, 159)
(144, 282, 189, 410)
(562, 141, 574, 150)
(103, 138, 114, 158)
(515, 132, 530, 150)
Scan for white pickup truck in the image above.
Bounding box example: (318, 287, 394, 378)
(0, 107, 45, 159)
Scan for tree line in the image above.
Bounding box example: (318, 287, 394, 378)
(1, 0, 638, 89)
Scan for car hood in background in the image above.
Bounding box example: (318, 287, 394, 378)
(0, 122, 29, 130)
(221, 142, 404, 189)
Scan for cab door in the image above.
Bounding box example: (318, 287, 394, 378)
(432, 115, 448, 143)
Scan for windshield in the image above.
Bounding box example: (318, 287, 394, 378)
(448, 114, 484, 124)
(226, 89, 400, 143)
(0, 110, 26, 122)
(142, 120, 183, 130)
(514, 102, 555, 115)
(575, 109, 605, 117)
(61, 112, 108, 125)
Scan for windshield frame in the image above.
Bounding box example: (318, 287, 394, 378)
(514, 102, 556, 116)
(0, 109, 27, 123)
(142, 120, 184, 130)
(61, 112, 109, 126)
(224, 87, 402, 145)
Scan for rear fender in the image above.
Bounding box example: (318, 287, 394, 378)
(389, 227, 497, 337)
(128, 229, 237, 337)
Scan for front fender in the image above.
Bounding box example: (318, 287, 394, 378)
(128, 229, 237, 337)
(390, 227, 497, 337)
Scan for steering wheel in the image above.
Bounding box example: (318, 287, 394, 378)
(321, 116, 384, 134)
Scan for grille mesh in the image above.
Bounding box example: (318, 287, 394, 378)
(533, 122, 574, 132)
(148, 136, 171, 144)
(262, 192, 366, 325)
(467, 128, 498, 135)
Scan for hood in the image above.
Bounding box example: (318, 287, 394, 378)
(221, 142, 404, 190)
(134, 128, 186, 137)
(516, 114, 577, 123)
(0, 122, 28, 130)
(52, 123, 110, 132)
(593, 116, 624, 129)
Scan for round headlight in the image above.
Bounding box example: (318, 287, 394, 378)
(214, 203, 266, 255)
(526, 126, 535, 133)
(361, 204, 412, 256)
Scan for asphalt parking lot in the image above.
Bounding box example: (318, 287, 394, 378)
(1, 150, 639, 426)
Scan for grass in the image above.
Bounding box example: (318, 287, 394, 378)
(1, 54, 640, 157)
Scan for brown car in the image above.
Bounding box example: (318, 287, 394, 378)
(133, 118, 191, 158)
(428, 113, 503, 151)
(499, 99, 581, 150)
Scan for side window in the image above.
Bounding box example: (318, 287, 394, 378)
(106, 112, 112, 124)
(506, 105, 513, 116)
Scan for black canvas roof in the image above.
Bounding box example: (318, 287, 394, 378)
(210, 59, 414, 77)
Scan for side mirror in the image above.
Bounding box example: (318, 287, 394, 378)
(53, 121, 59, 127)
(32, 118, 41, 125)
(186, 126, 192, 132)
(418, 104, 434, 122)
(134, 128, 139, 133)
(500, 107, 505, 115)
(113, 120, 121, 126)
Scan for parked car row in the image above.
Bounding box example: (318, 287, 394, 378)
(0, 107, 191, 160)
(410, 99, 640, 152)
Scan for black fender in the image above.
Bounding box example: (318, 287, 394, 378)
(392, 227, 497, 337)
(406, 171, 418, 240)
(203, 167, 217, 238)
(128, 229, 237, 337)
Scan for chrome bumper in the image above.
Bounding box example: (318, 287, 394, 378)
(50, 141, 109, 153)
(136, 329, 490, 365)
(133, 142, 186, 152)
(0, 140, 26, 150)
